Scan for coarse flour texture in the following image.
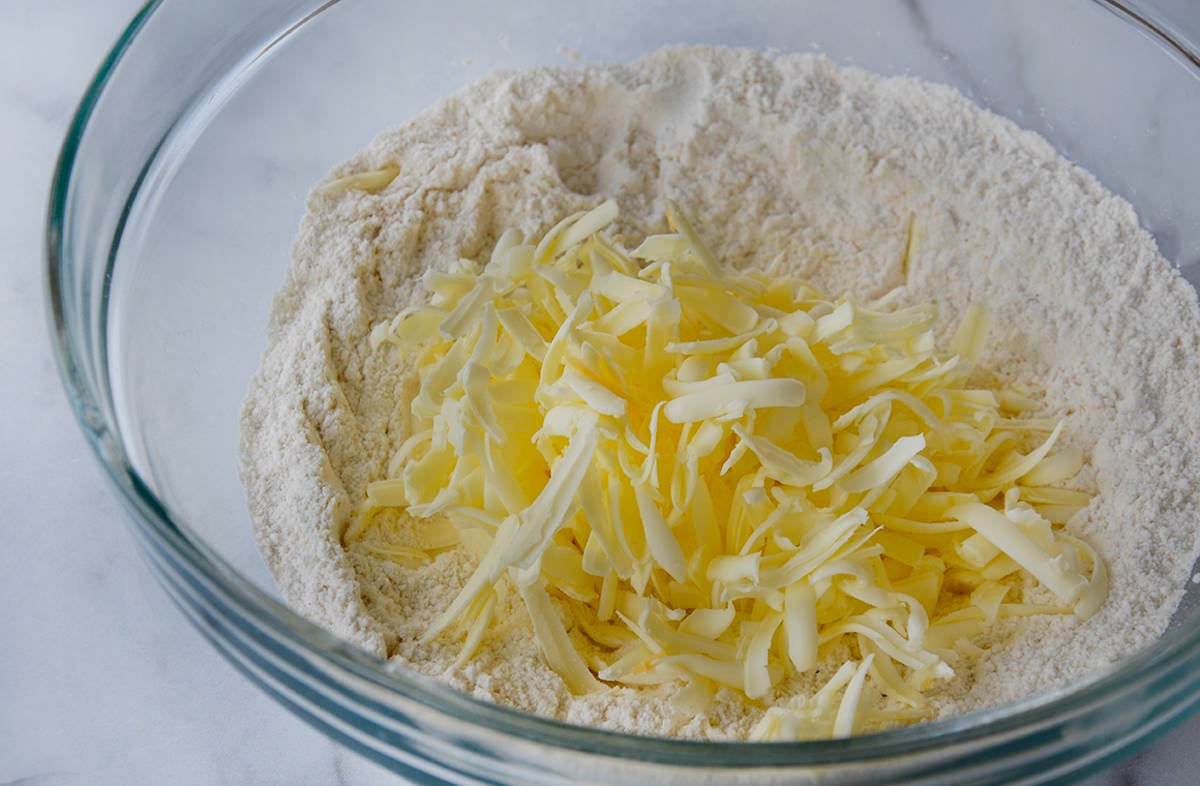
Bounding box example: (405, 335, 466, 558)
(240, 45, 1200, 738)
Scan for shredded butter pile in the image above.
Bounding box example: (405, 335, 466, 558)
(348, 200, 1107, 739)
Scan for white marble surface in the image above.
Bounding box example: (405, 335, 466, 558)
(4, 2, 1200, 784)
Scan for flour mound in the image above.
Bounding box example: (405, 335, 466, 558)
(239, 45, 1200, 739)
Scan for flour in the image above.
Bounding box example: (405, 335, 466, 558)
(239, 45, 1200, 738)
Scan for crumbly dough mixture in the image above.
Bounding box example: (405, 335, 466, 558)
(240, 45, 1200, 738)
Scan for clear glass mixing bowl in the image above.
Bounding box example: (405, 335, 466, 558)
(46, 1, 1200, 783)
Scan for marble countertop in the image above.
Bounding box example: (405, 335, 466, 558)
(4, 2, 1200, 784)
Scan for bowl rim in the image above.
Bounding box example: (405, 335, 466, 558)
(43, 0, 1200, 771)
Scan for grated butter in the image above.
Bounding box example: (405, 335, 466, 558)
(350, 200, 1107, 739)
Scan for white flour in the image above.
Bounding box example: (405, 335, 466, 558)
(239, 45, 1200, 738)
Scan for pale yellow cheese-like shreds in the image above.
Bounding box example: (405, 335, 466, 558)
(352, 199, 1108, 740)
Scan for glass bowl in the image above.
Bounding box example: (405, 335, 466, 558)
(46, 0, 1200, 783)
